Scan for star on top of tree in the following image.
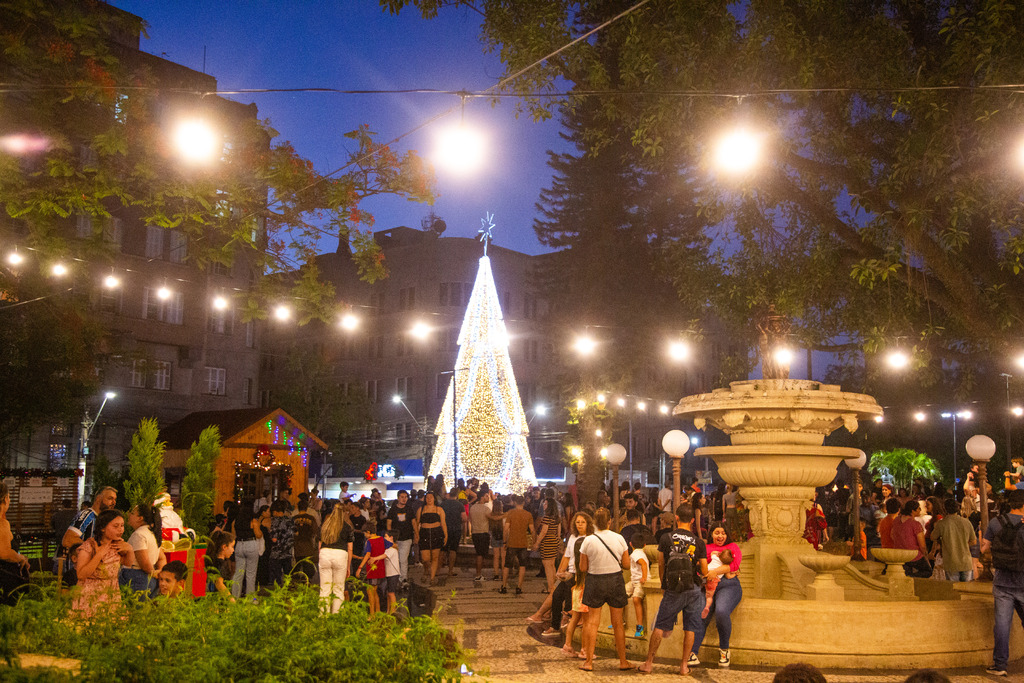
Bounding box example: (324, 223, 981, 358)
(478, 212, 496, 255)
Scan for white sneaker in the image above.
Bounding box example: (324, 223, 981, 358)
(687, 652, 700, 667)
(985, 666, 1007, 677)
(719, 650, 730, 667)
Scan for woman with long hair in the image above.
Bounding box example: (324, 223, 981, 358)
(690, 491, 706, 541)
(488, 497, 506, 580)
(0, 482, 30, 605)
(578, 508, 630, 672)
(73, 509, 133, 618)
(230, 504, 263, 599)
(415, 490, 447, 585)
(319, 502, 353, 613)
(690, 521, 744, 668)
(533, 497, 562, 594)
(124, 503, 165, 595)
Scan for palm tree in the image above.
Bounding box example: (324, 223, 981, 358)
(868, 448, 942, 490)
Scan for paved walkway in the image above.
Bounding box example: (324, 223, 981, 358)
(426, 561, 1011, 683)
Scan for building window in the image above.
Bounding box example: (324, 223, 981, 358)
(451, 282, 462, 306)
(365, 379, 379, 404)
(205, 367, 226, 396)
(436, 373, 449, 400)
(130, 360, 146, 388)
(399, 287, 416, 310)
(396, 376, 409, 398)
(49, 443, 69, 466)
(143, 288, 184, 324)
(104, 217, 123, 246)
(369, 292, 383, 316)
(260, 389, 271, 408)
(243, 378, 253, 405)
(368, 336, 384, 359)
(523, 295, 538, 320)
(212, 261, 231, 277)
(438, 282, 448, 306)
(51, 423, 70, 437)
(523, 338, 539, 363)
(168, 230, 187, 263)
(145, 225, 164, 259)
(76, 214, 92, 238)
(152, 361, 171, 391)
(99, 287, 122, 314)
(209, 307, 232, 334)
(245, 321, 255, 348)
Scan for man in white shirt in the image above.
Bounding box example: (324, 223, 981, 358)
(658, 486, 674, 512)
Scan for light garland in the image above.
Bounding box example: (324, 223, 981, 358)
(428, 254, 538, 494)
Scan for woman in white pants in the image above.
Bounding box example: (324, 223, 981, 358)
(319, 503, 353, 613)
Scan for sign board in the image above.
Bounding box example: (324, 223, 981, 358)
(28, 477, 44, 487)
(2, 477, 14, 489)
(20, 486, 54, 504)
(56, 478, 70, 487)
(378, 464, 396, 479)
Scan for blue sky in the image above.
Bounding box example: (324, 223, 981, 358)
(111, 0, 570, 256)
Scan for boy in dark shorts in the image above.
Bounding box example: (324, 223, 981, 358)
(502, 494, 535, 595)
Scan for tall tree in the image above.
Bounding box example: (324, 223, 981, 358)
(391, 0, 1024, 379)
(181, 426, 220, 535)
(124, 418, 166, 512)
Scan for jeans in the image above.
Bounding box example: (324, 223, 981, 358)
(992, 583, 1024, 670)
(692, 575, 742, 653)
(120, 567, 155, 596)
(396, 539, 413, 581)
(269, 556, 292, 586)
(319, 548, 348, 614)
(946, 570, 972, 582)
(232, 539, 261, 598)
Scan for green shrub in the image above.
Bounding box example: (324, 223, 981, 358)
(2, 581, 466, 682)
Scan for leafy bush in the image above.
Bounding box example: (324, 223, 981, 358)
(181, 426, 220, 533)
(2, 581, 466, 682)
(123, 418, 167, 512)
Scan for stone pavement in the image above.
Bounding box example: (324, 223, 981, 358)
(425, 557, 1014, 683)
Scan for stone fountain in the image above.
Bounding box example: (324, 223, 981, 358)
(586, 378, 1024, 669)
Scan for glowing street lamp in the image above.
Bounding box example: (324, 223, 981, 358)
(713, 127, 762, 174)
(668, 340, 690, 362)
(886, 350, 910, 370)
(156, 286, 172, 300)
(575, 399, 587, 411)
(211, 295, 229, 311)
(1013, 406, 1024, 418)
(659, 404, 670, 415)
(339, 312, 359, 331)
(914, 411, 927, 422)
(573, 335, 597, 356)
(173, 119, 220, 163)
(7, 250, 24, 266)
(273, 305, 291, 321)
(51, 263, 68, 277)
(434, 124, 485, 175)
(410, 321, 431, 340)
(774, 347, 794, 366)
(103, 274, 121, 289)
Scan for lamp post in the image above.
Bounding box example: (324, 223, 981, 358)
(844, 450, 867, 561)
(604, 443, 627, 530)
(940, 410, 972, 493)
(966, 434, 996, 580)
(662, 430, 690, 511)
(1001, 373, 1013, 464)
(79, 391, 116, 501)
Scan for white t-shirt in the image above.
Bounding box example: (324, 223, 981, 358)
(658, 488, 674, 510)
(128, 525, 160, 570)
(563, 534, 580, 574)
(723, 491, 738, 508)
(629, 547, 648, 584)
(580, 529, 628, 575)
(384, 545, 400, 577)
(708, 552, 723, 573)
(468, 501, 492, 533)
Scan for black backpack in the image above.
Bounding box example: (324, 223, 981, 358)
(662, 534, 697, 593)
(991, 515, 1024, 572)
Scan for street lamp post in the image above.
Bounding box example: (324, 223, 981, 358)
(966, 434, 996, 580)
(1002, 373, 1013, 464)
(79, 391, 116, 501)
(604, 444, 627, 530)
(941, 410, 972, 494)
(662, 430, 690, 511)
(844, 450, 867, 560)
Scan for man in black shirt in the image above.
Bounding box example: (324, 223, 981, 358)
(439, 488, 467, 578)
(386, 490, 417, 585)
(619, 508, 646, 550)
(637, 503, 707, 676)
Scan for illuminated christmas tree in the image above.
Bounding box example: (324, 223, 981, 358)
(428, 216, 538, 494)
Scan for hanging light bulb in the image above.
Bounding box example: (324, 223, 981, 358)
(668, 340, 690, 361)
(637, 401, 647, 411)
(173, 119, 220, 163)
(212, 295, 229, 311)
(713, 127, 762, 174)
(51, 263, 68, 277)
(274, 305, 291, 321)
(659, 404, 670, 415)
(339, 312, 359, 331)
(573, 335, 597, 356)
(773, 347, 794, 365)
(434, 123, 485, 175)
(7, 250, 24, 266)
(104, 274, 121, 289)
(886, 350, 910, 369)
(575, 399, 586, 410)
(156, 285, 172, 300)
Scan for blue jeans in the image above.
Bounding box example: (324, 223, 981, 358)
(692, 575, 742, 653)
(992, 584, 1024, 670)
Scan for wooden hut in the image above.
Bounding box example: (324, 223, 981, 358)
(162, 408, 326, 512)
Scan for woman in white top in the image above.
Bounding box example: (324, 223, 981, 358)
(125, 503, 166, 595)
(578, 507, 630, 672)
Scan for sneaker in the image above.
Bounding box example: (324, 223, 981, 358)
(499, 585, 508, 594)
(687, 652, 700, 667)
(491, 574, 501, 581)
(473, 575, 483, 582)
(634, 625, 645, 638)
(515, 585, 523, 595)
(719, 650, 730, 668)
(985, 667, 1007, 677)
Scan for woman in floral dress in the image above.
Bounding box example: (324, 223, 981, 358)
(73, 509, 132, 618)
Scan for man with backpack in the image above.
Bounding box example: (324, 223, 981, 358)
(981, 487, 1024, 676)
(636, 502, 708, 675)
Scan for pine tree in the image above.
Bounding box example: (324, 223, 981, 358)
(428, 252, 538, 494)
(181, 426, 221, 534)
(124, 418, 167, 512)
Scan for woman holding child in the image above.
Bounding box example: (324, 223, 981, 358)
(691, 521, 743, 668)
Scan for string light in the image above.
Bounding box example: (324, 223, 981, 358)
(886, 350, 910, 369)
(1013, 406, 1024, 417)
(7, 251, 24, 266)
(774, 347, 794, 365)
(339, 312, 359, 331)
(427, 252, 537, 494)
(637, 401, 647, 411)
(576, 399, 586, 410)
(874, 415, 884, 423)
(51, 263, 68, 277)
(616, 397, 626, 407)
(156, 285, 172, 300)
(103, 274, 121, 288)
(596, 393, 606, 403)
(573, 335, 597, 356)
(273, 305, 291, 321)
(410, 321, 431, 339)
(713, 127, 762, 174)
(668, 340, 690, 361)
(211, 295, 229, 310)
(660, 404, 670, 414)
(914, 411, 926, 422)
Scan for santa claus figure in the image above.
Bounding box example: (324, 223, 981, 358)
(154, 492, 195, 543)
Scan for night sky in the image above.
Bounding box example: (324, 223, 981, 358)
(110, 0, 569, 256)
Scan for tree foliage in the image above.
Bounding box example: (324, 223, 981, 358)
(124, 417, 166, 512)
(390, 0, 1024, 378)
(181, 425, 220, 534)
(869, 447, 942, 490)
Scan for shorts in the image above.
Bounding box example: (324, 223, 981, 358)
(444, 530, 461, 552)
(472, 533, 491, 557)
(627, 580, 646, 599)
(504, 547, 529, 569)
(581, 572, 629, 610)
(653, 586, 704, 633)
(419, 526, 445, 551)
(490, 529, 504, 548)
(383, 575, 400, 593)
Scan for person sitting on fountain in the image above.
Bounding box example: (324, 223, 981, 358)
(702, 548, 734, 619)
